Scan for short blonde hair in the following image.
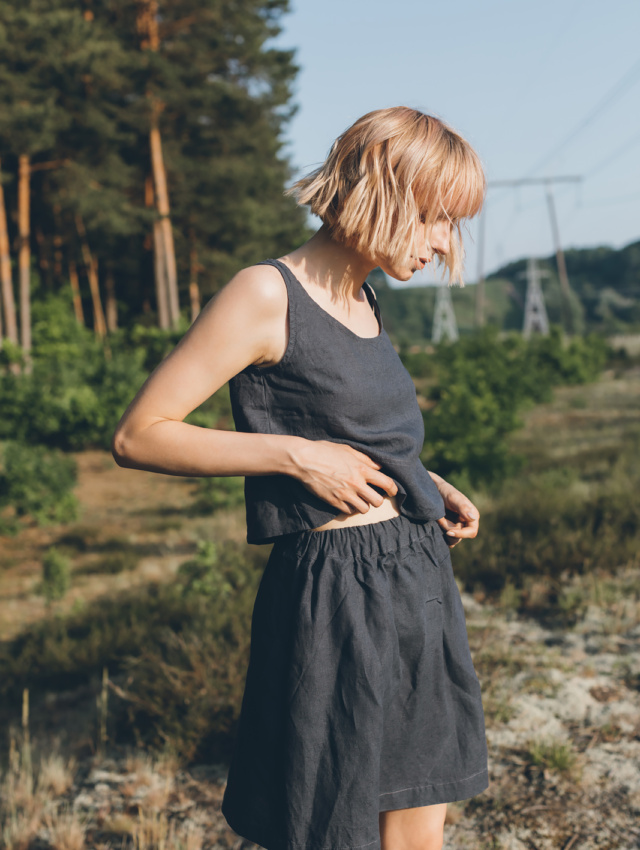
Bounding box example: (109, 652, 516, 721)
(286, 106, 485, 284)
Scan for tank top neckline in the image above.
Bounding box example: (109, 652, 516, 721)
(270, 258, 385, 343)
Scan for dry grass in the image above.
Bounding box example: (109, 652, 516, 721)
(36, 753, 76, 798)
(1, 727, 206, 850)
(132, 809, 204, 850)
(42, 805, 88, 850)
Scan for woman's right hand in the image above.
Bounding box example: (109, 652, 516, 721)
(291, 439, 398, 515)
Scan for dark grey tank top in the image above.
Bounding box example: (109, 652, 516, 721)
(229, 259, 446, 544)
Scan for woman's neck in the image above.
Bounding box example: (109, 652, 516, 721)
(279, 225, 376, 303)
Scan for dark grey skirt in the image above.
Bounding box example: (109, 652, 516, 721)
(221, 514, 489, 850)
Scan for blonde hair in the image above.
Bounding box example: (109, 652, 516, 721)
(286, 106, 485, 284)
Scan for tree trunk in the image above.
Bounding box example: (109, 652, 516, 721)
(189, 235, 200, 323)
(18, 154, 31, 353)
(141, 0, 180, 328)
(75, 214, 106, 337)
(149, 115, 180, 327)
(0, 157, 18, 345)
(68, 258, 85, 325)
(146, 174, 169, 329)
(105, 267, 117, 332)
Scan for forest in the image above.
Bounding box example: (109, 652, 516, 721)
(0, 0, 309, 349)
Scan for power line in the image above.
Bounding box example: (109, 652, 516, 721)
(586, 130, 640, 178)
(525, 56, 640, 177)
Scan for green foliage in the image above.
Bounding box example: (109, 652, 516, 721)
(117, 539, 265, 758)
(452, 440, 640, 604)
(189, 476, 245, 516)
(422, 328, 609, 488)
(0, 0, 308, 328)
(0, 292, 233, 449)
(40, 548, 71, 603)
(0, 441, 78, 532)
(0, 538, 268, 761)
(527, 739, 576, 775)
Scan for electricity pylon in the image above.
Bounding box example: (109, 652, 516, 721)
(432, 284, 459, 343)
(521, 258, 550, 337)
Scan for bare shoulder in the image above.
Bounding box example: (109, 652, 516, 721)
(186, 262, 288, 370)
(213, 262, 288, 318)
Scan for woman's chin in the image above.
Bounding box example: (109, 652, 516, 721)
(387, 267, 415, 282)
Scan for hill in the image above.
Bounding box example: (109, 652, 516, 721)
(370, 238, 640, 345)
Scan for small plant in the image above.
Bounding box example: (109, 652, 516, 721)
(498, 581, 520, 618)
(527, 738, 576, 775)
(41, 548, 71, 603)
(177, 540, 233, 600)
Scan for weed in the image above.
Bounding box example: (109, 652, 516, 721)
(40, 548, 71, 603)
(527, 738, 576, 775)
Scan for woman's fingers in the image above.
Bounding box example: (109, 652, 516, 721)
(365, 467, 399, 497)
(340, 492, 375, 514)
(437, 516, 478, 540)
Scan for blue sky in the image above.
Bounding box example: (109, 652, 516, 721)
(271, 0, 640, 285)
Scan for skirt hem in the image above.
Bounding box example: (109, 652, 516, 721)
(221, 766, 490, 850)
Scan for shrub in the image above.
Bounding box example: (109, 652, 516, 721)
(422, 328, 609, 488)
(0, 293, 233, 451)
(41, 548, 71, 602)
(0, 442, 78, 532)
(189, 476, 245, 516)
(452, 458, 640, 608)
(117, 539, 265, 760)
(0, 538, 268, 762)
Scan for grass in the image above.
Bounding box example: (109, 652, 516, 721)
(526, 738, 577, 776)
(0, 692, 205, 850)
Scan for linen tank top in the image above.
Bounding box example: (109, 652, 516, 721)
(228, 259, 446, 544)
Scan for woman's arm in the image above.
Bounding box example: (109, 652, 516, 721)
(112, 264, 398, 515)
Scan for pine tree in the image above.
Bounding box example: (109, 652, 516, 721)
(0, 0, 309, 332)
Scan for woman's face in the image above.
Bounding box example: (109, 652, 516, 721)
(380, 218, 452, 281)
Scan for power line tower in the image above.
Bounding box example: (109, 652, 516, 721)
(520, 258, 550, 337)
(432, 283, 459, 343)
(488, 175, 580, 334)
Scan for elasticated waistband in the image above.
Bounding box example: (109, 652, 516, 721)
(277, 513, 442, 562)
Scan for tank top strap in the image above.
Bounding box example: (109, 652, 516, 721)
(254, 258, 304, 361)
(362, 280, 382, 328)
(258, 257, 380, 331)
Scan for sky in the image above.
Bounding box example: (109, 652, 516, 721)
(270, 0, 640, 286)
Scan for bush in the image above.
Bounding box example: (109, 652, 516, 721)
(422, 328, 609, 488)
(0, 292, 233, 451)
(452, 455, 640, 609)
(0, 538, 268, 762)
(117, 539, 265, 759)
(0, 442, 78, 532)
(189, 476, 245, 515)
(41, 548, 71, 602)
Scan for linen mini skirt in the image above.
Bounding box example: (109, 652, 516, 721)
(221, 514, 489, 850)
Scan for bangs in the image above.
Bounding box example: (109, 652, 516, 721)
(414, 132, 485, 226)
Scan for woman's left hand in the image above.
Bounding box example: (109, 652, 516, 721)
(429, 472, 480, 548)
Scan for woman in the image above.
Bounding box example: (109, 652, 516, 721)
(112, 106, 488, 850)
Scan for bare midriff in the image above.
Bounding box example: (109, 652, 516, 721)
(311, 494, 401, 532)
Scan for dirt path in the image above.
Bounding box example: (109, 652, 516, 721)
(0, 451, 246, 642)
